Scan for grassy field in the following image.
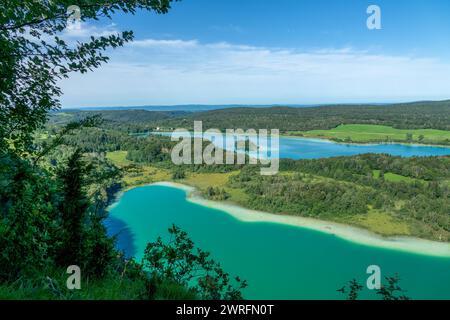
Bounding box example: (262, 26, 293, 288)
(337, 210, 411, 237)
(106, 151, 171, 187)
(181, 171, 249, 204)
(106, 150, 132, 166)
(105, 153, 251, 205)
(372, 170, 424, 183)
(287, 124, 450, 144)
(0, 269, 194, 300)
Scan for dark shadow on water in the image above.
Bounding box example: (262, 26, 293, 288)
(105, 215, 137, 259)
(101, 183, 137, 258)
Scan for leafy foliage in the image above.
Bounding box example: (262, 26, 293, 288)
(143, 225, 248, 300)
(0, 154, 57, 281)
(172, 168, 186, 180)
(339, 275, 410, 300)
(1, 0, 247, 300)
(0, 0, 176, 155)
(205, 187, 230, 201)
(376, 275, 410, 300)
(340, 279, 364, 300)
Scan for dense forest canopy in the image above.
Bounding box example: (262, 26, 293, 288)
(49, 110, 189, 126)
(156, 100, 450, 131)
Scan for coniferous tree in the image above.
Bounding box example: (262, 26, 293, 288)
(56, 149, 90, 268)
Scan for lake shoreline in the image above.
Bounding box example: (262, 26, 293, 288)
(281, 134, 450, 148)
(150, 130, 450, 148)
(144, 181, 450, 258)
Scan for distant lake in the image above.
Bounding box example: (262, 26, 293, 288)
(152, 132, 450, 159)
(278, 136, 450, 159)
(106, 185, 450, 299)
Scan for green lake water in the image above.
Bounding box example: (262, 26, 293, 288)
(106, 185, 450, 300)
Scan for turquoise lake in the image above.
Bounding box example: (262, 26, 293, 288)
(106, 185, 450, 300)
(278, 136, 450, 159)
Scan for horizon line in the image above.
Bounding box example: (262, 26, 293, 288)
(60, 98, 450, 110)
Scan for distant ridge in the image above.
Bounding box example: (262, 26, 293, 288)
(53, 99, 450, 132)
(60, 99, 450, 113)
(60, 104, 312, 113)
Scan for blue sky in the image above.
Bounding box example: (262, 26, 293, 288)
(60, 0, 450, 107)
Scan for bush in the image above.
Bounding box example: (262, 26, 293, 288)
(143, 225, 247, 300)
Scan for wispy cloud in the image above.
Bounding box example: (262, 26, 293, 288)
(60, 38, 450, 107)
(210, 24, 245, 34)
(62, 22, 120, 39)
(130, 39, 199, 48)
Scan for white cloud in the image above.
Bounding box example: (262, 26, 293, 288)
(59, 38, 450, 107)
(130, 39, 199, 48)
(62, 22, 120, 40)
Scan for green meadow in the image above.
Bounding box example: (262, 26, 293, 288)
(372, 170, 425, 183)
(289, 124, 450, 144)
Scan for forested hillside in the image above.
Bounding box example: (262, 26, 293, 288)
(153, 100, 450, 131)
(51, 100, 450, 137)
(49, 110, 189, 130)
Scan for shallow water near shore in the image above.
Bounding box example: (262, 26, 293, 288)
(106, 185, 450, 300)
